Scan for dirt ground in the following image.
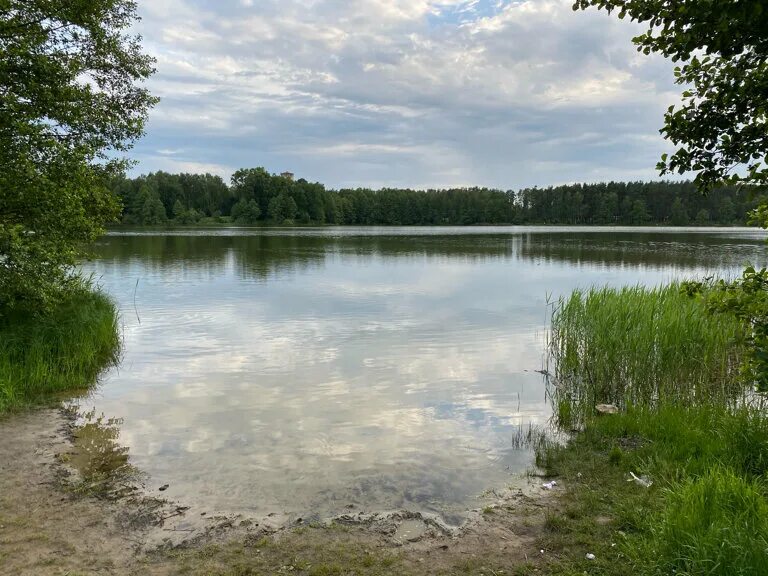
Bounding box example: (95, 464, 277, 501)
(0, 409, 552, 576)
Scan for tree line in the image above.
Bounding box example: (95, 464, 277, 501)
(111, 168, 764, 227)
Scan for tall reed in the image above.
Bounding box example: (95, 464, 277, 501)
(0, 289, 120, 413)
(549, 284, 748, 426)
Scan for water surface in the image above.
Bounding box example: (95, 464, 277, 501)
(80, 226, 767, 525)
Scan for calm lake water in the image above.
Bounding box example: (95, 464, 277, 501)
(80, 226, 767, 525)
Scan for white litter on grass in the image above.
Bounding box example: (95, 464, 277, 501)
(628, 471, 653, 488)
(586, 553, 596, 560)
(542, 480, 557, 490)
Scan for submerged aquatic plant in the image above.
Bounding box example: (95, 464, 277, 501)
(548, 283, 748, 426)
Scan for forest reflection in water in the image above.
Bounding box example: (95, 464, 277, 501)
(94, 226, 767, 279)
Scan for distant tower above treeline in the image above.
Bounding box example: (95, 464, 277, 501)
(280, 171, 294, 181)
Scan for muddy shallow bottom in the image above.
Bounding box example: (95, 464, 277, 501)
(0, 407, 556, 576)
(61, 404, 544, 534)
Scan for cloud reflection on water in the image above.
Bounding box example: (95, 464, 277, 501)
(80, 227, 767, 523)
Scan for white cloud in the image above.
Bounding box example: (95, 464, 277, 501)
(128, 0, 678, 188)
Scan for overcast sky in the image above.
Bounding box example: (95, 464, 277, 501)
(130, 0, 680, 189)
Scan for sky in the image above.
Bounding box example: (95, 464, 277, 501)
(129, 0, 681, 190)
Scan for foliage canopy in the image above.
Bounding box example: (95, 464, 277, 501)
(113, 169, 760, 227)
(574, 0, 768, 193)
(0, 0, 157, 310)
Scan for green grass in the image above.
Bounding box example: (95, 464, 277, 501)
(540, 280, 768, 575)
(549, 284, 748, 427)
(655, 468, 768, 575)
(0, 288, 120, 413)
(537, 405, 768, 575)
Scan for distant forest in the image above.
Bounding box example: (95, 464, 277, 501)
(111, 168, 764, 227)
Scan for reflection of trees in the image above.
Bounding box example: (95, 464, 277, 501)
(231, 235, 327, 280)
(91, 234, 230, 278)
(518, 232, 767, 269)
(62, 408, 141, 496)
(91, 231, 768, 280)
(92, 233, 522, 281)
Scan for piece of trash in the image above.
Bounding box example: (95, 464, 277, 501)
(542, 480, 557, 490)
(628, 471, 653, 488)
(586, 553, 596, 560)
(159, 484, 169, 491)
(576, 472, 583, 479)
(540, 549, 544, 554)
(596, 404, 619, 415)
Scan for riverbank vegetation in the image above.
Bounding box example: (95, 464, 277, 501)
(534, 1, 768, 568)
(0, 1, 155, 412)
(548, 284, 749, 428)
(0, 286, 120, 414)
(537, 404, 768, 576)
(537, 281, 768, 575)
(111, 170, 763, 227)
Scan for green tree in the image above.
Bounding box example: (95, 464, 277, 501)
(173, 200, 186, 220)
(629, 199, 650, 225)
(0, 0, 157, 310)
(694, 209, 710, 226)
(172, 198, 200, 225)
(268, 192, 298, 223)
(231, 199, 261, 225)
(138, 186, 167, 225)
(669, 197, 689, 226)
(594, 191, 619, 224)
(231, 167, 275, 217)
(574, 0, 767, 193)
(719, 196, 737, 225)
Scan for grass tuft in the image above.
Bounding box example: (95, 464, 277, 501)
(536, 404, 768, 575)
(0, 287, 120, 413)
(653, 468, 768, 576)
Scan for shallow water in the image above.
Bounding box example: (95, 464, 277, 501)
(79, 226, 767, 525)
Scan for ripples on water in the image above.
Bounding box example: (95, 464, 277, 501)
(78, 227, 767, 525)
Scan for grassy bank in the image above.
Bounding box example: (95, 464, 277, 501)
(0, 289, 120, 413)
(538, 283, 768, 575)
(537, 405, 768, 575)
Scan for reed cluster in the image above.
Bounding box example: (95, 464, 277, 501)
(0, 289, 120, 413)
(549, 284, 748, 427)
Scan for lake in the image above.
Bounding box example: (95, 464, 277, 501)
(80, 226, 767, 526)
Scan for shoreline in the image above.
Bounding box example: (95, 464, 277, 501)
(0, 405, 556, 575)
